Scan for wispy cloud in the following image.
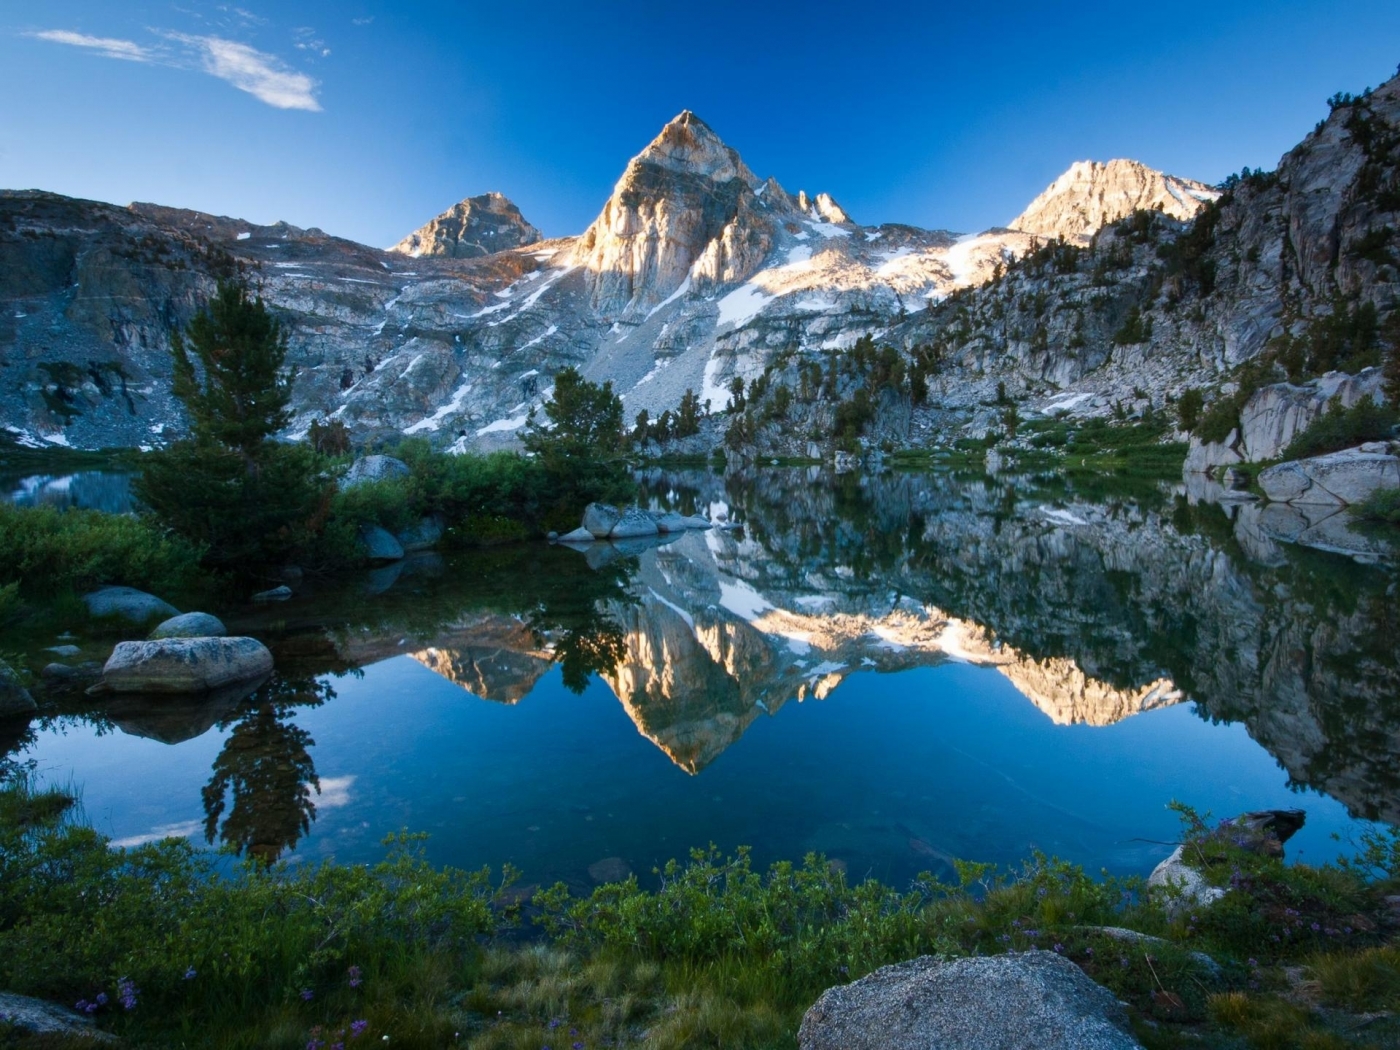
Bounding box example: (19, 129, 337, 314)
(109, 819, 203, 849)
(30, 29, 151, 62)
(168, 33, 322, 111)
(351, 17, 374, 26)
(32, 26, 322, 112)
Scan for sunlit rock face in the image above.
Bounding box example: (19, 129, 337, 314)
(389, 192, 541, 259)
(1009, 159, 1218, 242)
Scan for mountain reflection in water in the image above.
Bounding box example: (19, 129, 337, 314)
(11, 467, 1399, 872)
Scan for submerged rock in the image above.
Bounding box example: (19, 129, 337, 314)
(150, 612, 227, 639)
(252, 585, 293, 603)
(82, 585, 179, 625)
(556, 526, 596, 544)
(100, 637, 274, 694)
(799, 951, 1142, 1050)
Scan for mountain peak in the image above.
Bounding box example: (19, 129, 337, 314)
(390, 192, 540, 259)
(630, 110, 759, 187)
(1009, 158, 1219, 241)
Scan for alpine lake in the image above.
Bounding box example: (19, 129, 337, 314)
(5, 460, 1399, 896)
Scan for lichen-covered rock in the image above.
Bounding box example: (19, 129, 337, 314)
(150, 612, 227, 639)
(101, 637, 274, 694)
(340, 455, 410, 489)
(582, 503, 622, 538)
(82, 586, 178, 625)
(359, 524, 405, 562)
(798, 951, 1142, 1050)
(609, 507, 660, 538)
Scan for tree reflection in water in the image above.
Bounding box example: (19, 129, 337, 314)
(201, 676, 335, 862)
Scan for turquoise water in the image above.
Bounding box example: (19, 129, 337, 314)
(11, 468, 1398, 890)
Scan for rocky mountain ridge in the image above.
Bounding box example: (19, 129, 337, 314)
(1, 103, 1225, 450)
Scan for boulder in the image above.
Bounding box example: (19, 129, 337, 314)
(1183, 432, 1243, 475)
(45, 644, 82, 657)
(100, 637, 274, 694)
(654, 511, 692, 533)
(150, 612, 227, 639)
(609, 507, 660, 538)
(0, 991, 116, 1043)
(339, 454, 410, 489)
(359, 524, 405, 563)
(1146, 847, 1228, 914)
(252, 585, 293, 603)
(798, 951, 1142, 1050)
(556, 526, 596, 544)
(396, 514, 444, 552)
(1237, 368, 1386, 462)
(0, 660, 36, 718)
(82, 586, 178, 625)
(679, 514, 714, 529)
(1258, 446, 1400, 506)
(582, 502, 622, 538)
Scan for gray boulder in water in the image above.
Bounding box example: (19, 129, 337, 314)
(609, 507, 659, 538)
(798, 951, 1142, 1050)
(339, 454, 411, 489)
(100, 637, 273, 694)
(150, 612, 227, 639)
(359, 524, 405, 562)
(82, 586, 179, 625)
(0, 660, 37, 718)
(582, 502, 621, 538)
(556, 526, 596, 544)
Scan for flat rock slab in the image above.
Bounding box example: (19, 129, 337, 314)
(798, 951, 1142, 1050)
(1258, 447, 1400, 505)
(610, 507, 659, 538)
(150, 611, 227, 639)
(83, 585, 179, 625)
(102, 637, 274, 694)
(0, 991, 117, 1042)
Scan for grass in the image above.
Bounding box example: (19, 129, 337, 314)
(1, 781, 1397, 1049)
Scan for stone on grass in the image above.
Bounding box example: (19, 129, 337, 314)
(100, 637, 273, 694)
(609, 507, 659, 538)
(150, 612, 227, 639)
(359, 524, 405, 563)
(582, 502, 621, 538)
(340, 454, 410, 489)
(798, 951, 1142, 1050)
(0, 991, 117, 1042)
(82, 585, 178, 625)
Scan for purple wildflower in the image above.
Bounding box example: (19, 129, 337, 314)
(1053, 943, 1064, 953)
(301, 988, 314, 1002)
(573, 1044, 584, 1050)
(549, 1019, 562, 1029)
(117, 978, 138, 1011)
(351, 1020, 369, 1038)
(307, 1042, 324, 1050)
(332, 1043, 344, 1050)
(1248, 958, 1258, 968)
(348, 965, 363, 989)
(184, 967, 197, 980)
(95, 994, 107, 1007)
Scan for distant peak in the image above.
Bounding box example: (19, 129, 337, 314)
(1010, 158, 1219, 240)
(389, 192, 540, 259)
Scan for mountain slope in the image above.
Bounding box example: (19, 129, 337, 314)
(1009, 159, 1218, 241)
(0, 105, 1265, 450)
(389, 192, 541, 259)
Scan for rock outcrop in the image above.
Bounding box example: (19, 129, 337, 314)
(1011, 158, 1219, 242)
(389, 192, 541, 259)
(150, 612, 227, 639)
(1257, 444, 1400, 505)
(82, 586, 179, 625)
(798, 952, 1142, 1050)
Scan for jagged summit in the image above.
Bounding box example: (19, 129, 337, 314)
(390, 191, 541, 259)
(630, 110, 761, 186)
(1009, 158, 1218, 241)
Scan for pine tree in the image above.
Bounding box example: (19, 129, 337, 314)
(135, 279, 327, 574)
(676, 389, 702, 438)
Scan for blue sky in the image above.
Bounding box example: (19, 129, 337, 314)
(2, 1, 1399, 247)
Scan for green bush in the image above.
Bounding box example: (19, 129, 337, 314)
(0, 503, 205, 599)
(1177, 388, 1204, 433)
(1282, 398, 1398, 460)
(1351, 487, 1400, 524)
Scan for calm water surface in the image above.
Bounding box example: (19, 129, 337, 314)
(9, 467, 1399, 891)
